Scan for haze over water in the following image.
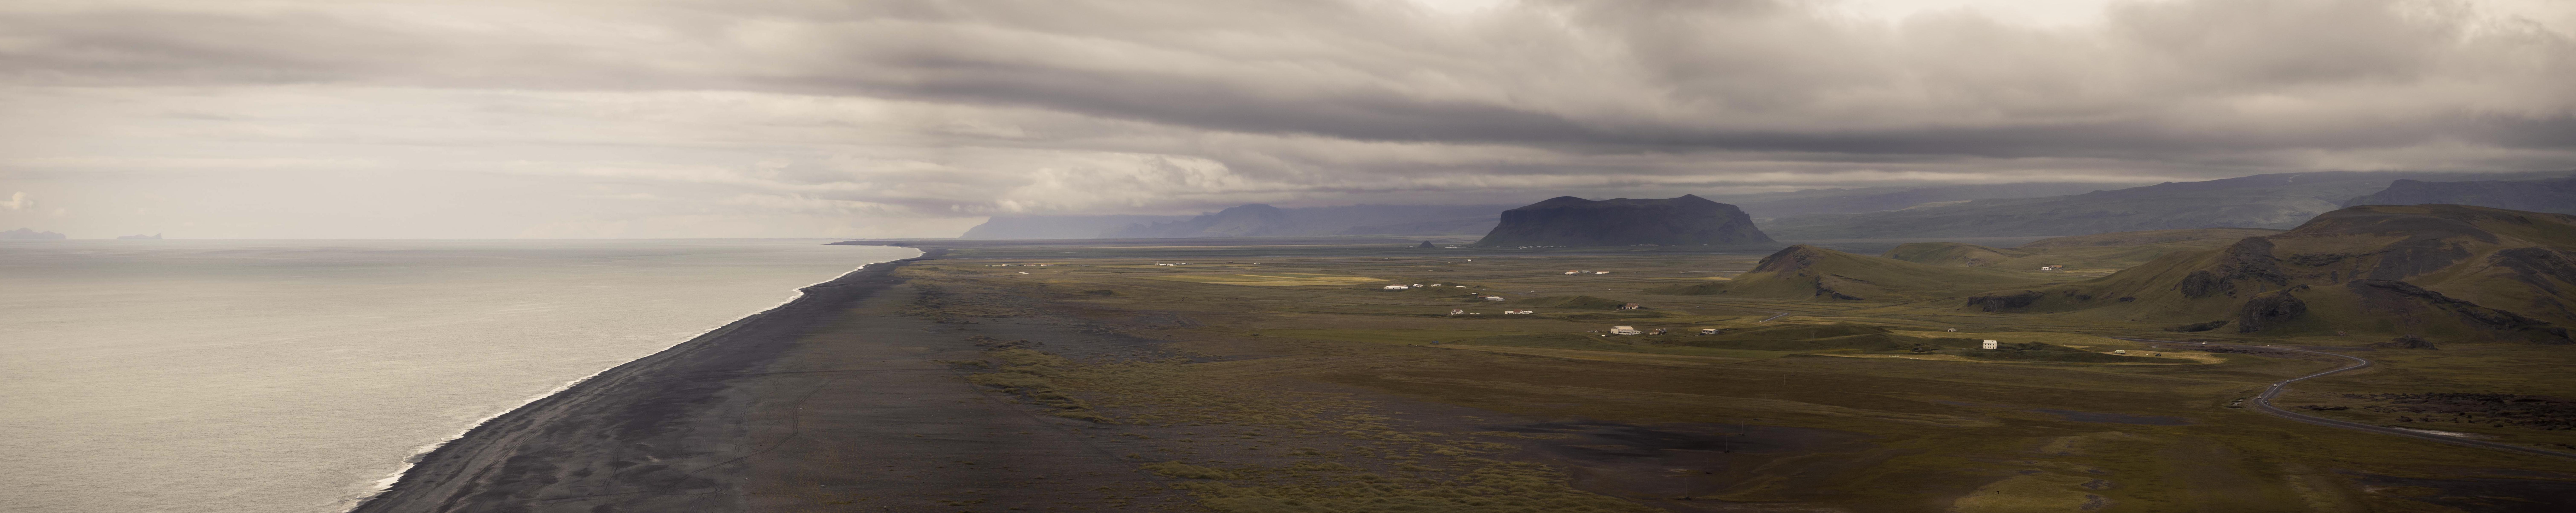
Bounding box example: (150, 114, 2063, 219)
(0, 240, 919, 513)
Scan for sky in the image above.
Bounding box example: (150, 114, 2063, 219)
(1, 0, 2571, 238)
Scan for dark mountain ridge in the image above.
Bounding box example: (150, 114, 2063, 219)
(1707, 182, 2153, 220)
(1096, 203, 1517, 238)
(962, 214, 1195, 240)
(1, 228, 65, 240)
(1764, 170, 2576, 239)
(2343, 176, 2576, 214)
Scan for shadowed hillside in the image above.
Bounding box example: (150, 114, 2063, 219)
(1963, 205, 2576, 343)
(1884, 228, 2285, 270)
(1649, 245, 2060, 301)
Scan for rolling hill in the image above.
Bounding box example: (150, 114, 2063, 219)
(1764, 170, 2573, 239)
(1883, 228, 2286, 270)
(2342, 176, 2576, 214)
(1960, 205, 2576, 343)
(1647, 245, 2062, 301)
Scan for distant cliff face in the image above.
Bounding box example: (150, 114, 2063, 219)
(2344, 177, 2576, 215)
(961, 214, 1195, 240)
(1468, 195, 1772, 247)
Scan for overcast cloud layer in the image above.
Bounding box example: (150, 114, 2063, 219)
(1, 0, 2571, 238)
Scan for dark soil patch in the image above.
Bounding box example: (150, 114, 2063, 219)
(2346, 471, 2576, 513)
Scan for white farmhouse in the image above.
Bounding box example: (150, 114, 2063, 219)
(1609, 326, 1642, 335)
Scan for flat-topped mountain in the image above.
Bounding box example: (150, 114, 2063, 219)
(2343, 176, 2576, 214)
(1469, 195, 1770, 247)
(1971, 205, 2576, 343)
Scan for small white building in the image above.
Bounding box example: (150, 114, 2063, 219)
(1503, 310, 1534, 314)
(1981, 340, 1999, 349)
(1594, 271, 1611, 275)
(1564, 271, 1580, 275)
(1700, 328, 1719, 335)
(1482, 296, 1506, 301)
(1382, 285, 1411, 290)
(1449, 309, 1466, 316)
(1609, 326, 1642, 335)
(2112, 350, 2129, 355)
(1620, 303, 1642, 310)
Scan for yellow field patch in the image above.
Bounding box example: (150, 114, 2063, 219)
(1255, 329, 1528, 345)
(1429, 345, 1745, 367)
(1146, 273, 1382, 286)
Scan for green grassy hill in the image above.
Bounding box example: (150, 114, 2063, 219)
(1962, 205, 2576, 343)
(1883, 228, 2285, 270)
(1648, 245, 2062, 301)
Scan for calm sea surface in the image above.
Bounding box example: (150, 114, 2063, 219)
(0, 240, 919, 513)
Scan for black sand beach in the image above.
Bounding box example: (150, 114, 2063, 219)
(354, 250, 1182, 512)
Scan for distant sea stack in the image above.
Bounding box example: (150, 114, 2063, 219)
(2, 228, 66, 240)
(1469, 195, 1771, 247)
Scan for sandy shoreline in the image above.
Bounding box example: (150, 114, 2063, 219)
(353, 249, 944, 513)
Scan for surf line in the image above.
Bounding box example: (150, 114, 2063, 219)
(337, 249, 923, 512)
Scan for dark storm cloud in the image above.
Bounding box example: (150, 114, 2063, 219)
(6, 0, 2569, 155)
(2, 0, 2572, 237)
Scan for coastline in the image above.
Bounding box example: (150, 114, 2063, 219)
(350, 247, 936, 513)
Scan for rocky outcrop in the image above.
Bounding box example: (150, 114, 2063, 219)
(1470, 195, 1770, 247)
(2371, 334, 2440, 350)
(2171, 320, 2231, 332)
(1965, 291, 2046, 312)
(2236, 287, 2309, 333)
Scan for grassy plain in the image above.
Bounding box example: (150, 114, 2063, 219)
(882, 237, 2576, 512)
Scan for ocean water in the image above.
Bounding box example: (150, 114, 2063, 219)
(0, 240, 919, 513)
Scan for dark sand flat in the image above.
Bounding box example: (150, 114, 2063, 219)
(355, 253, 1178, 513)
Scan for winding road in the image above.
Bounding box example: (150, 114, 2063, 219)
(2114, 337, 2576, 461)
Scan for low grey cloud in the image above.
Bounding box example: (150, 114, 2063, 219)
(0, 0, 2570, 237)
